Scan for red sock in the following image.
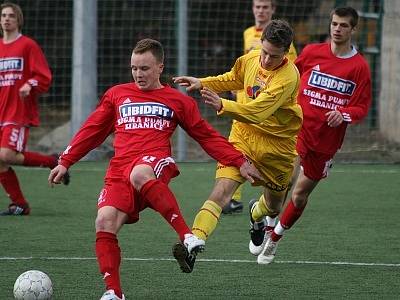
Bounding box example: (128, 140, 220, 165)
(140, 179, 191, 241)
(280, 200, 306, 228)
(0, 168, 28, 206)
(23, 152, 57, 168)
(95, 231, 123, 298)
(271, 200, 306, 242)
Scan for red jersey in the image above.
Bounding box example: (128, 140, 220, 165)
(59, 83, 246, 177)
(0, 35, 52, 127)
(295, 43, 371, 155)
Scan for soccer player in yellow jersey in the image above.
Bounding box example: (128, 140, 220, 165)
(173, 19, 302, 268)
(226, 0, 297, 214)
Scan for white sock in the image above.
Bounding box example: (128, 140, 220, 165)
(274, 222, 286, 236)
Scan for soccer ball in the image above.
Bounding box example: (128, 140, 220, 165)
(13, 270, 53, 300)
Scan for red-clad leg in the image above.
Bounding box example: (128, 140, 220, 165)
(23, 152, 58, 168)
(271, 200, 305, 242)
(140, 179, 191, 241)
(95, 231, 123, 299)
(0, 167, 28, 207)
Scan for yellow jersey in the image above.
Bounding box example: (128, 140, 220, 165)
(200, 49, 302, 138)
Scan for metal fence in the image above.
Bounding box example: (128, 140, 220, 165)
(8, 0, 399, 163)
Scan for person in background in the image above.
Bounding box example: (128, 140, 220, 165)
(0, 2, 69, 216)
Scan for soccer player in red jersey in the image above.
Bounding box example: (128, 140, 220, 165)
(0, 2, 68, 216)
(48, 38, 261, 300)
(257, 6, 372, 264)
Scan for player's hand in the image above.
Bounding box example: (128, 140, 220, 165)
(325, 110, 344, 127)
(239, 160, 264, 184)
(48, 165, 68, 187)
(19, 83, 32, 99)
(172, 76, 202, 92)
(200, 87, 222, 111)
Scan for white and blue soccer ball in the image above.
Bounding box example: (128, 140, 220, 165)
(13, 270, 53, 300)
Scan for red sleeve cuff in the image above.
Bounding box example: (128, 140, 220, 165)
(59, 159, 72, 169)
(233, 155, 247, 169)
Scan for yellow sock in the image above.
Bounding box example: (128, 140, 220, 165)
(251, 195, 275, 222)
(231, 184, 243, 202)
(192, 200, 222, 240)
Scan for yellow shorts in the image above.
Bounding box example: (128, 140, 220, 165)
(216, 123, 297, 192)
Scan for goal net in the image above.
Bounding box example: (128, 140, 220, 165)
(11, 0, 397, 163)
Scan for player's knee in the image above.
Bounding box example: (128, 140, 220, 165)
(95, 213, 117, 232)
(208, 186, 232, 207)
(130, 165, 155, 190)
(0, 150, 17, 164)
(131, 171, 155, 190)
(291, 191, 308, 208)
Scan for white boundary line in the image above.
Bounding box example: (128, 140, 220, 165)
(331, 169, 400, 174)
(0, 256, 399, 267)
(17, 166, 400, 174)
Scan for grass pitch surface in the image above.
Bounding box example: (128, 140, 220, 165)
(1, 162, 399, 299)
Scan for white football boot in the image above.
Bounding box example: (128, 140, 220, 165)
(257, 236, 279, 264)
(172, 234, 205, 273)
(248, 199, 267, 255)
(100, 289, 125, 300)
(183, 233, 205, 253)
(249, 227, 271, 256)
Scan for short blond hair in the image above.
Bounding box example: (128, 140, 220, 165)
(133, 38, 164, 63)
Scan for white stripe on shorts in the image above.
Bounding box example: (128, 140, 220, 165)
(154, 157, 175, 178)
(16, 127, 25, 152)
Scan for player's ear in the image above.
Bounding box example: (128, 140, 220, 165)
(159, 63, 164, 74)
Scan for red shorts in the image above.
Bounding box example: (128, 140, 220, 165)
(97, 154, 179, 223)
(0, 124, 30, 152)
(296, 137, 333, 181)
